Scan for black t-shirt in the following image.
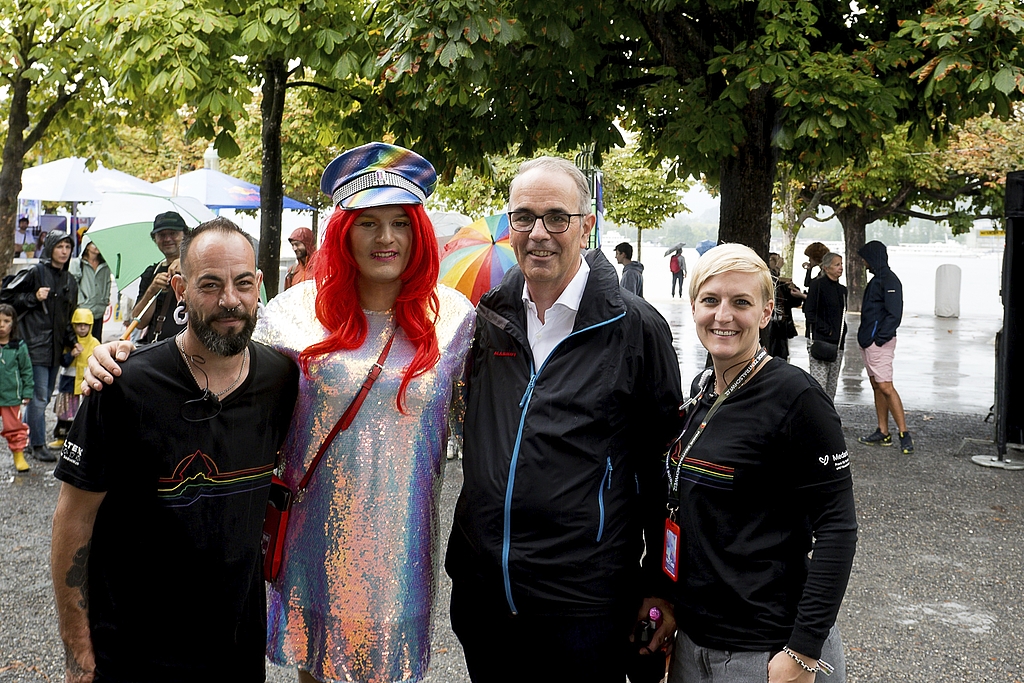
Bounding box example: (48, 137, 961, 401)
(138, 262, 185, 344)
(670, 358, 857, 658)
(54, 340, 299, 683)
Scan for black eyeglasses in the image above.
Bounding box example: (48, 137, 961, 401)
(507, 211, 585, 234)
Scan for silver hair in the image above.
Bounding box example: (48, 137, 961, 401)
(821, 252, 843, 268)
(509, 156, 592, 214)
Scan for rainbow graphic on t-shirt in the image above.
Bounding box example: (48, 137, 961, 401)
(679, 457, 735, 490)
(157, 450, 274, 507)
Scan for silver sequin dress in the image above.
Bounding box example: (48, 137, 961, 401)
(256, 282, 475, 683)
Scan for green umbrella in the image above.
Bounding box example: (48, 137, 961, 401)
(84, 192, 216, 289)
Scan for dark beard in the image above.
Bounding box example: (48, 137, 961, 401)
(186, 301, 257, 357)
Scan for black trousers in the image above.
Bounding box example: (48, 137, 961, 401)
(450, 578, 639, 683)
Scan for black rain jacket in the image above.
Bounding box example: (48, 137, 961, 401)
(1, 231, 78, 366)
(857, 241, 902, 348)
(446, 249, 682, 617)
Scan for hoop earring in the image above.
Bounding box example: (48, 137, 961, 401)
(172, 301, 188, 325)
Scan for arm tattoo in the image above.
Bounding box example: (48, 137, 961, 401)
(65, 540, 91, 611)
(63, 642, 89, 676)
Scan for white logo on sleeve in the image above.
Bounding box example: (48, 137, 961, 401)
(61, 441, 83, 466)
(830, 450, 850, 471)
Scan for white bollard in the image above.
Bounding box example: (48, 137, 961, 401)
(934, 263, 961, 318)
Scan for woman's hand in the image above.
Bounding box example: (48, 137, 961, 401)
(768, 649, 818, 683)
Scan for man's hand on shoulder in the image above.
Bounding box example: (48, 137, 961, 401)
(81, 341, 135, 395)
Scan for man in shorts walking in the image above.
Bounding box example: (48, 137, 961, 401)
(856, 240, 913, 454)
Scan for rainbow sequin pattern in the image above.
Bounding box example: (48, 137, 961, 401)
(255, 283, 474, 683)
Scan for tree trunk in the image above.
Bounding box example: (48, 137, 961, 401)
(636, 226, 643, 262)
(718, 84, 777, 263)
(838, 206, 868, 313)
(0, 77, 33, 275)
(780, 224, 799, 280)
(259, 57, 287, 298)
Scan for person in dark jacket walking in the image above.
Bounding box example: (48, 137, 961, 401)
(614, 241, 645, 297)
(856, 241, 913, 453)
(446, 157, 682, 682)
(804, 252, 847, 398)
(0, 231, 78, 462)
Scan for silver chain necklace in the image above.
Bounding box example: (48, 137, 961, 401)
(175, 333, 249, 399)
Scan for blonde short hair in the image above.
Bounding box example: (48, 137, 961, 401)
(689, 243, 774, 305)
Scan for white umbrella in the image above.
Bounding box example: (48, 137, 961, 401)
(429, 210, 473, 251)
(85, 192, 216, 289)
(87, 165, 171, 196)
(155, 167, 313, 210)
(18, 157, 102, 202)
(429, 210, 473, 237)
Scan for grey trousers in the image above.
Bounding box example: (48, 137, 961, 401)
(668, 624, 846, 683)
(807, 340, 842, 400)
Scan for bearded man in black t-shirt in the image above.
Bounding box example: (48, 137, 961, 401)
(51, 218, 299, 683)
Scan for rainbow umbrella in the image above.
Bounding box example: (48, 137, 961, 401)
(439, 213, 517, 304)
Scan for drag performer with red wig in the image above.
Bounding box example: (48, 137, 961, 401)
(258, 143, 475, 683)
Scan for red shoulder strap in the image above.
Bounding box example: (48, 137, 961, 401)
(295, 331, 396, 494)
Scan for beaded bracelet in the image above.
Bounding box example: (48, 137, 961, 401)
(781, 646, 835, 676)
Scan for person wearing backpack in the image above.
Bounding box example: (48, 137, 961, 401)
(0, 231, 78, 462)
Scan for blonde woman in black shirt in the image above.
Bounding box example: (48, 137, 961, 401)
(662, 243, 857, 683)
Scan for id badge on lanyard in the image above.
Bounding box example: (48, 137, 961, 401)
(662, 349, 768, 583)
(663, 517, 681, 581)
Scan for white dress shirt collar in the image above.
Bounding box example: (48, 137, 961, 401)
(521, 255, 590, 367)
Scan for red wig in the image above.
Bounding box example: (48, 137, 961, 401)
(299, 204, 441, 412)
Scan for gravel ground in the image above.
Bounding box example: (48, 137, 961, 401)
(2, 405, 1022, 682)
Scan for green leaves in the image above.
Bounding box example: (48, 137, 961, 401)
(898, 0, 1024, 126)
(993, 67, 1020, 95)
(601, 145, 691, 233)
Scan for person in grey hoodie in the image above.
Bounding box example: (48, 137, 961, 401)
(615, 242, 644, 298)
(856, 240, 913, 454)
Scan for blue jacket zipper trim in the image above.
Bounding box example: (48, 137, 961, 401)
(500, 312, 626, 615)
(596, 456, 612, 542)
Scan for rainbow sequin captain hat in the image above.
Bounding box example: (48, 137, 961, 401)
(321, 142, 437, 209)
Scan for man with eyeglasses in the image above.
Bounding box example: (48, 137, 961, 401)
(447, 156, 683, 681)
(50, 218, 298, 683)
